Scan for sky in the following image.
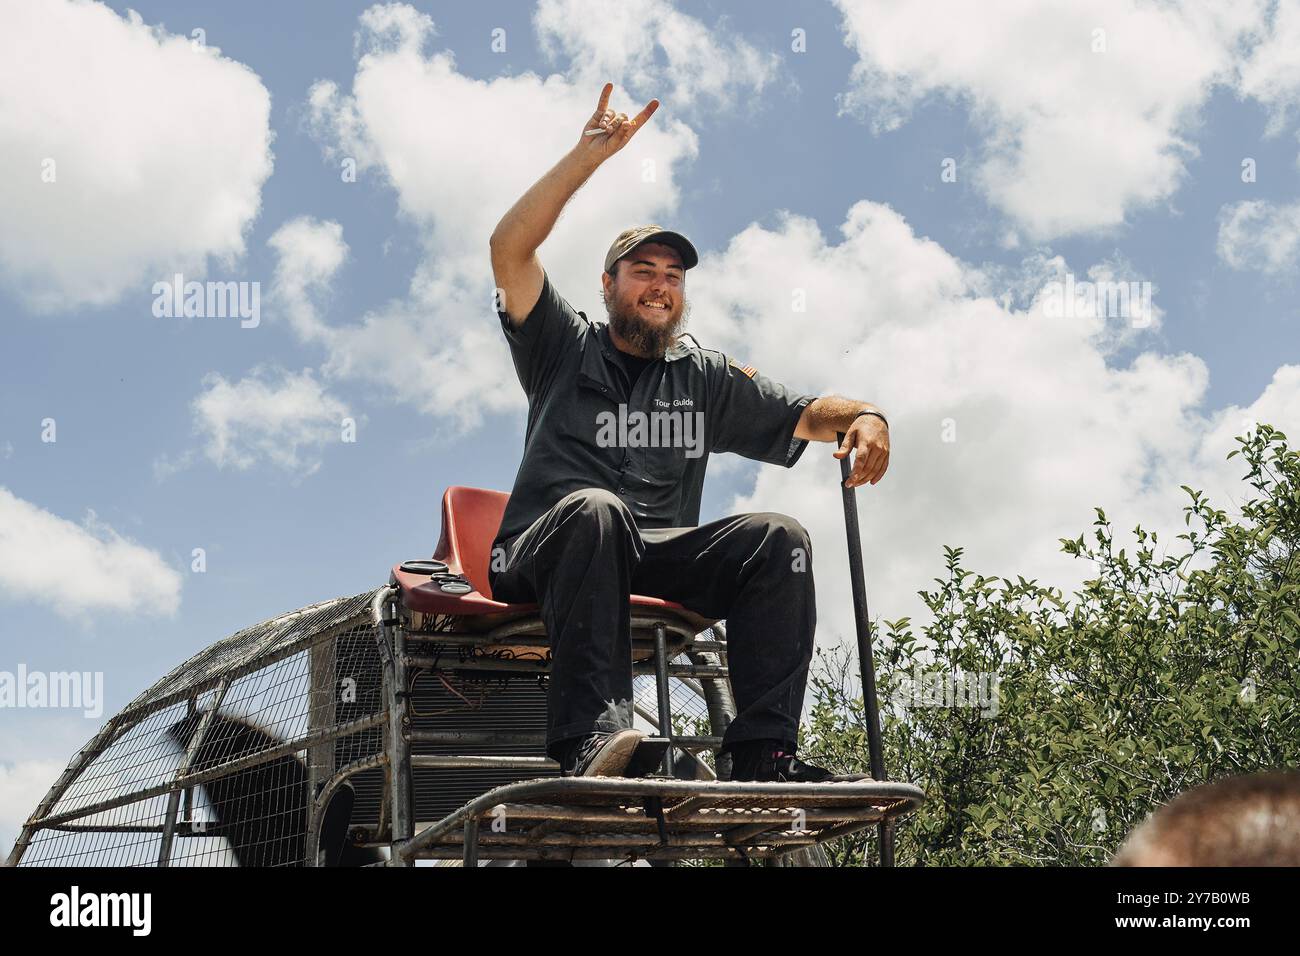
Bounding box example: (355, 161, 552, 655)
(2, 0, 1299, 855)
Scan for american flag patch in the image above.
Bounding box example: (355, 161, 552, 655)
(728, 358, 757, 378)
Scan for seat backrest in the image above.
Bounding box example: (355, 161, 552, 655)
(432, 486, 509, 599)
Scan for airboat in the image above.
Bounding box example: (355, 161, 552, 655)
(7, 447, 923, 867)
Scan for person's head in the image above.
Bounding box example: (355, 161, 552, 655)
(1111, 771, 1300, 866)
(600, 226, 698, 358)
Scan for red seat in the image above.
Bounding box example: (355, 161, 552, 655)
(432, 486, 510, 600)
(392, 487, 714, 631)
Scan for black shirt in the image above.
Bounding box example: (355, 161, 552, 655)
(614, 346, 653, 389)
(493, 270, 816, 548)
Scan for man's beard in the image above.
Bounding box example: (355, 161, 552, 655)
(607, 295, 691, 358)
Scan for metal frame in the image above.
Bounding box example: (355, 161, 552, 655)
(6, 590, 390, 868)
(6, 562, 923, 868)
(398, 776, 924, 865)
(368, 583, 923, 867)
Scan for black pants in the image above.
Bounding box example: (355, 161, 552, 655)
(487, 488, 816, 760)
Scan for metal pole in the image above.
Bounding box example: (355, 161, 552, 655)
(631, 703, 715, 779)
(372, 586, 412, 866)
(462, 816, 480, 868)
(158, 681, 229, 866)
(306, 626, 338, 865)
(653, 622, 675, 776)
(837, 431, 894, 867)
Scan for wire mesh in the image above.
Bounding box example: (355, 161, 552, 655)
(633, 651, 716, 757)
(12, 595, 730, 868)
(12, 590, 387, 867)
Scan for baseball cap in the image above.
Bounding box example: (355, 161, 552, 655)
(603, 225, 699, 274)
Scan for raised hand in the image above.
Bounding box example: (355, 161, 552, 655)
(577, 82, 658, 162)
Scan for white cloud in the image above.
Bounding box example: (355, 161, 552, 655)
(165, 221, 350, 480)
(192, 367, 354, 476)
(0, 488, 182, 617)
(1190, 364, 1300, 503)
(1237, 0, 1300, 135)
(533, 0, 782, 115)
(0, 0, 273, 310)
(1217, 199, 1300, 274)
(832, 0, 1270, 239)
(266, 217, 349, 344)
(683, 202, 1300, 645)
(301, 3, 699, 427)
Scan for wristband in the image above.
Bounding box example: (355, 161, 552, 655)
(853, 409, 888, 429)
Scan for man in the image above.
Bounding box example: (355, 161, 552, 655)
(1111, 772, 1300, 866)
(488, 84, 890, 782)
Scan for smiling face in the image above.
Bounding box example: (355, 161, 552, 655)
(602, 242, 690, 358)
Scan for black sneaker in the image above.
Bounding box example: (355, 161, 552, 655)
(727, 740, 871, 783)
(557, 729, 647, 777)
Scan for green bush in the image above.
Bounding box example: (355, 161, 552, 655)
(805, 425, 1300, 865)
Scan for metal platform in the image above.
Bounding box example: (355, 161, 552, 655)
(399, 775, 925, 865)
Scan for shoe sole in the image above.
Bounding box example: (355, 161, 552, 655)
(578, 729, 646, 777)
